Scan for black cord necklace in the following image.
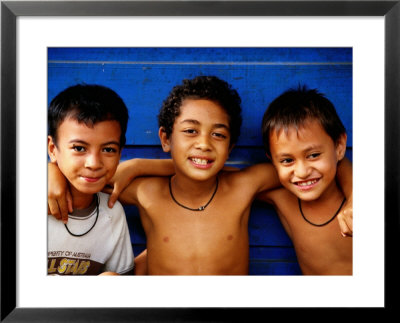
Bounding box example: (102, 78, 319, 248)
(298, 197, 346, 227)
(169, 176, 219, 211)
(64, 194, 99, 237)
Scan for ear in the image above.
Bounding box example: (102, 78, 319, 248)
(48, 136, 58, 163)
(228, 144, 235, 155)
(335, 133, 347, 161)
(158, 127, 171, 153)
(265, 152, 272, 161)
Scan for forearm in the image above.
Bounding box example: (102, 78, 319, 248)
(117, 158, 174, 181)
(106, 158, 174, 208)
(133, 158, 174, 177)
(48, 162, 72, 221)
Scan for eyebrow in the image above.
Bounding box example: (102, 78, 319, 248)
(68, 139, 120, 147)
(180, 119, 230, 131)
(275, 144, 323, 157)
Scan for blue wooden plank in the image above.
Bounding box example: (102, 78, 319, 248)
(48, 47, 352, 63)
(48, 63, 352, 146)
(120, 147, 352, 166)
(249, 246, 298, 260)
(249, 202, 293, 246)
(249, 261, 302, 275)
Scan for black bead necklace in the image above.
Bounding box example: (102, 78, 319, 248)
(169, 176, 219, 212)
(64, 194, 99, 237)
(298, 197, 346, 227)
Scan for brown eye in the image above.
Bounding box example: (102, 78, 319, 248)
(73, 146, 85, 152)
(212, 132, 227, 139)
(183, 129, 197, 134)
(280, 158, 293, 165)
(308, 153, 321, 159)
(103, 147, 117, 153)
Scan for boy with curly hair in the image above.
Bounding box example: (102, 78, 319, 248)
(49, 76, 352, 275)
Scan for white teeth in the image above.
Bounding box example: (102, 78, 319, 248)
(191, 158, 209, 165)
(298, 179, 317, 186)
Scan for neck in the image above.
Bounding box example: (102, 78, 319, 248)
(70, 185, 96, 210)
(172, 174, 217, 195)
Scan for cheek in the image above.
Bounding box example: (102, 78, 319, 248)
(55, 153, 75, 172)
(218, 142, 231, 158)
(319, 155, 337, 172)
(105, 157, 120, 173)
(273, 163, 290, 182)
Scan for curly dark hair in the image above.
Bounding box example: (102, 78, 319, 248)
(48, 84, 129, 147)
(158, 76, 242, 146)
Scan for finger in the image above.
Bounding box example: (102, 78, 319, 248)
(343, 209, 353, 232)
(57, 196, 69, 224)
(66, 189, 73, 214)
(337, 212, 352, 237)
(108, 185, 121, 208)
(341, 224, 352, 237)
(48, 199, 61, 220)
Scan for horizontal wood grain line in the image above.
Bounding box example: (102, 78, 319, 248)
(48, 60, 352, 66)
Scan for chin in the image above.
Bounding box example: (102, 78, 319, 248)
(295, 190, 325, 202)
(287, 187, 319, 201)
(76, 185, 103, 196)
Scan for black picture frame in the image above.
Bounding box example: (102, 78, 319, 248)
(1, 1, 399, 321)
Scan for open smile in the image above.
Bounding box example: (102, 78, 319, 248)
(189, 157, 214, 169)
(293, 178, 320, 190)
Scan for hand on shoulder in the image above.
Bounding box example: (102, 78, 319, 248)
(337, 194, 353, 237)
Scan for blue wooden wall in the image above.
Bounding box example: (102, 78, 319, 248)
(48, 48, 352, 275)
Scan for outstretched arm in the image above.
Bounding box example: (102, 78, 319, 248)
(336, 157, 353, 237)
(48, 159, 175, 221)
(105, 158, 175, 208)
(230, 162, 281, 198)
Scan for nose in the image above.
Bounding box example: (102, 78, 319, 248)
(195, 134, 211, 151)
(294, 160, 311, 179)
(85, 151, 103, 170)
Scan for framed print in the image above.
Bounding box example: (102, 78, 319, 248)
(1, 0, 399, 321)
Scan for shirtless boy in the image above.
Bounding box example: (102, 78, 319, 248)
(257, 86, 352, 275)
(49, 76, 352, 275)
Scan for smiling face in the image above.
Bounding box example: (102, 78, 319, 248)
(269, 119, 346, 201)
(48, 118, 122, 205)
(159, 99, 232, 182)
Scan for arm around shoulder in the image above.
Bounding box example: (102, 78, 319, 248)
(106, 158, 174, 208)
(336, 157, 353, 237)
(48, 162, 72, 223)
(238, 162, 281, 195)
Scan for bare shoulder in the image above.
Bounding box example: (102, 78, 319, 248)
(120, 176, 169, 205)
(133, 176, 169, 193)
(266, 188, 299, 227)
(261, 186, 295, 205)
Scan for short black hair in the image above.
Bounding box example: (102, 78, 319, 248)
(261, 85, 346, 156)
(158, 76, 242, 146)
(48, 84, 129, 146)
